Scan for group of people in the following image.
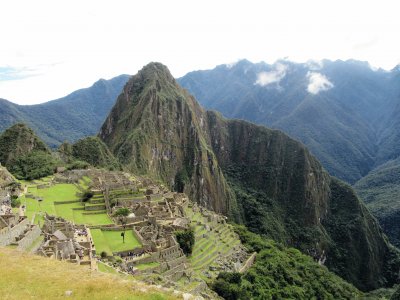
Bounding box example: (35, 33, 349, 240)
(124, 250, 146, 261)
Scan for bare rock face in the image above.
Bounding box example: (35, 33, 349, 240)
(99, 62, 400, 291)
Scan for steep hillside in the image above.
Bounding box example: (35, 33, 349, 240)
(0, 247, 177, 300)
(0, 123, 50, 167)
(71, 136, 121, 170)
(0, 74, 129, 147)
(99, 63, 235, 216)
(355, 158, 400, 247)
(212, 226, 361, 299)
(100, 62, 400, 291)
(178, 59, 397, 184)
(0, 123, 56, 180)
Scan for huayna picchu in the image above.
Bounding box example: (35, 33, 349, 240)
(99, 62, 400, 292)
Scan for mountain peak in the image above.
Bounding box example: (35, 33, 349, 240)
(137, 62, 175, 83)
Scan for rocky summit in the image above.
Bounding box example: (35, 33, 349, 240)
(99, 62, 400, 291)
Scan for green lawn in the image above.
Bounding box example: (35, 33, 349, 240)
(135, 262, 160, 270)
(35, 184, 81, 202)
(18, 181, 112, 226)
(91, 229, 113, 255)
(76, 211, 113, 226)
(92, 229, 142, 254)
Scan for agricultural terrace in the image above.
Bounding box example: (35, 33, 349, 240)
(17, 176, 112, 226)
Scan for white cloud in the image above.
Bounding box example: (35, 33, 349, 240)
(307, 72, 334, 94)
(255, 63, 287, 87)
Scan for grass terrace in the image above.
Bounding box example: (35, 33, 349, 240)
(91, 229, 142, 255)
(17, 180, 112, 226)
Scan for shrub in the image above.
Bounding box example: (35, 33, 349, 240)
(175, 227, 195, 255)
(67, 160, 90, 170)
(81, 191, 94, 202)
(114, 208, 130, 217)
(9, 151, 55, 180)
(11, 196, 21, 208)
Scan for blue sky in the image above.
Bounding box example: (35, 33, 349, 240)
(0, 0, 399, 104)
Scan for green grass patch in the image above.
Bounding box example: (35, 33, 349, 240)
(18, 182, 112, 226)
(135, 262, 160, 270)
(35, 184, 80, 201)
(92, 229, 142, 254)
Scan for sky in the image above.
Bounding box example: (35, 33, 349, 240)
(0, 0, 399, 105)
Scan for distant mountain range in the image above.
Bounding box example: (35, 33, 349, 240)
(178, 59, 400, 184)
(0, 74, 130, 147)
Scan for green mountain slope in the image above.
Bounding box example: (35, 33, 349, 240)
(0, 74, 129, 147)
(354, 158, 400, 247)
(71, 136, 121, 170)
(212, 226, 361, 299)
(99, 62, 400, 291)
(0, 123, 56, 180)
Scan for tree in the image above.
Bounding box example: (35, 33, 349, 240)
(114, 207, 130, 217)
(175, 227, 195, 255)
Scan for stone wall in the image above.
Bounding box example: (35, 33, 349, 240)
(85, 204, 106, 211)
(0, 218, 29, 246)
(17, 225, 41, 251)
(239, 252, 257, 273)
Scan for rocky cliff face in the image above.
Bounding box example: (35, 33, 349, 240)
(99, 63, 235, 215)
(99, 62, 400, 291)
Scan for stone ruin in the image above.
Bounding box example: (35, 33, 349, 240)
(0, 211, 41, 251)
(37, 215, 96, 269)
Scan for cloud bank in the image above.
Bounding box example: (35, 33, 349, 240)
(255, 63, 287, 87)
(307, 72, 333, 94)
(0, 66, 40, 81)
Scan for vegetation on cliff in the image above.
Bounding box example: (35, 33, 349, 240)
(354, 158, 400, 247)
(175, 227, 195, 255)
(211, 225, 360, 299)
(71, 136, 120, 170)
(0, 123, 55, 180)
